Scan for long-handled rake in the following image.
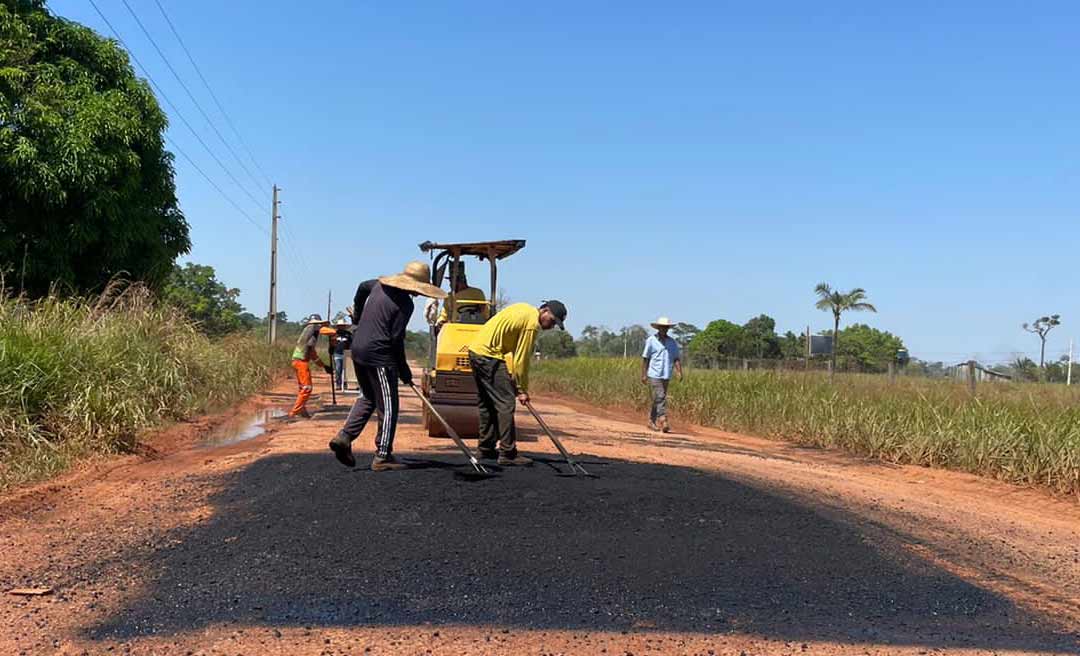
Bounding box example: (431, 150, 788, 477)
(523, 400, 595, 478)
(408, 383, 494, 479)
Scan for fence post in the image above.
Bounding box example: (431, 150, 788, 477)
(967, 360, 977, 395)
(827, 360, 833, 381)
(742, 359, 749, 372)
(888, 361, 896, 385)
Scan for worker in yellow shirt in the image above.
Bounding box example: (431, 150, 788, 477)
(468, 300, 567, 466)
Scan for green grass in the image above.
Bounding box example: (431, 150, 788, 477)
(531, 358, 1080, 496)
(0, 283, 291, 490)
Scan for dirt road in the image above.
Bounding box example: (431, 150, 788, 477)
(2, 372, 1078, 655)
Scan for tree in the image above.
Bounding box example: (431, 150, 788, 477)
(814, 283, 877, 370)
(162, 263, 246, 336)
(1022, 314, 1061, 372)
(1009, 357, 1039, 382)
(670, 322, 700, 350)
(688, 319, 746, 364)
(618, 325, 648, 358)
(778, 330, 804, 359)
(0, 1, 190, 296)
(536, 329, 576, 358)
(494, 288, 511, 312)
(404, 330, 430, 360)
(742, 314, 780, 359)
(833, 323, 904, 373)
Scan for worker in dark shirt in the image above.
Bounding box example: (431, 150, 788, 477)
(329, 261, 446, 471)
(351, 279, 376, 324)
(332, 322, 353, 391)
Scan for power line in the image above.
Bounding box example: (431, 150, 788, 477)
(152, 0, 274, 189)
(166, 136, 268, 236)
(85, 0, 267, 237)
(117, 0, 266, 207)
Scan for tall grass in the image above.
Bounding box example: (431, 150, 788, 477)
(532, 358, 1080, 496)
(0, 282, 291, 490)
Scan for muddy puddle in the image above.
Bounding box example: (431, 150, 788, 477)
(202, 407, 286, 447)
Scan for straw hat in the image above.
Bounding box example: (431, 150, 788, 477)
(379, 261, 447, 299)
(305, 314, 327, 326)
(650, 316, 675, 329)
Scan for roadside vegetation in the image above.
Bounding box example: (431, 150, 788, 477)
(0, 282, 291, 491)
(531, 358, 1080, 496)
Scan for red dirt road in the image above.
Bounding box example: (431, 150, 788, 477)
(1, 372, 1078, 655)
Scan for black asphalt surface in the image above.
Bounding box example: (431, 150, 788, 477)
(79, 450, 1077, 652)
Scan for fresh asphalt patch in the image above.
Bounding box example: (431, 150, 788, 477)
(80, 451, 1076, 652)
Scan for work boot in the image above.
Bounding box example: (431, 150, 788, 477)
(371, 455, 409, 472)
(497, 451, 533, 467)
(478, 448, 498, 461)
(328, 434, 355, 468)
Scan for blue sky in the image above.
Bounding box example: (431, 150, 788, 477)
(52, 1, 1078, 364)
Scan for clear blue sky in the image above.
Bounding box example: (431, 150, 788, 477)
(52, 1, 1078, 364)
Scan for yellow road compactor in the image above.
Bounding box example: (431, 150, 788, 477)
(418, 239, 526, 437)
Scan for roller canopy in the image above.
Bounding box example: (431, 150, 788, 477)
(418, 240, 526, 261)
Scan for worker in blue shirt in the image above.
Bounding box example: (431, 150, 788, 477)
(641, 317, 683, 432)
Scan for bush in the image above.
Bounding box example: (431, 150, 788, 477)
(0, 282, 290, 489)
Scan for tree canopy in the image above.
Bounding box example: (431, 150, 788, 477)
(162, 263, 251, 336)
(0, 0, 189, 296)
(832, 323, 904, 372)
(536, 329, 576, 358)
(577, 324, 647, 357)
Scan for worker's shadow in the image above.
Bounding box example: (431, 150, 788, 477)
(75, 453, 1076, 652)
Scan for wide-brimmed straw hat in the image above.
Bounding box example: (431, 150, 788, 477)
(379, 261, 448, 299)
(650, 316, 675, 329)
(305, 314, 327, 326)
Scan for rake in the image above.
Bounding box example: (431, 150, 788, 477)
(523, 400, 595, 478)
(408, 383, 494, 479)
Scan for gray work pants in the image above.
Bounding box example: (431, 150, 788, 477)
(469, 353, 518, 455)
(648, 377, 670, 422)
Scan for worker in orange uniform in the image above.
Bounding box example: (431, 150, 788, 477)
(289, 315, 333, 418)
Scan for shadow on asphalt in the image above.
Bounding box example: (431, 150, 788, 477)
(85, 452, 1077, 651)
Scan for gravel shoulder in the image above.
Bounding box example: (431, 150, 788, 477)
(1, 372, 1077, 655)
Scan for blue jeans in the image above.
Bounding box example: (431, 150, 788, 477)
(333, 354, 346, 389)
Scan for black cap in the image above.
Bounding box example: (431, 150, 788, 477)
(541, 300, 567, 330)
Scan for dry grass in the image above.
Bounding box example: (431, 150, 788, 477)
(532, 358, 1080, 496)
(0, 282, 291, 490)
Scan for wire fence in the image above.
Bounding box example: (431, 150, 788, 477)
(682, 355, 1076, 387)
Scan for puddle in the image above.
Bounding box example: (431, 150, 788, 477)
(203, 407, 287, 447)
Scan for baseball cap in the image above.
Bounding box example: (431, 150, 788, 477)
(541, 300, 567, 330)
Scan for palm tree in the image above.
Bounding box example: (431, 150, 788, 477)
(1022, 314, 1061, 375)
(814, 283, 877, 370)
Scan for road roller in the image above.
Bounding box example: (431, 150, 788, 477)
(418, 239, 526, 437)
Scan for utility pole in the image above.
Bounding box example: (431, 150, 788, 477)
(327, 289, 332, 322)
(268, 185, 280, 345)
(1068, 339, 1074, 386)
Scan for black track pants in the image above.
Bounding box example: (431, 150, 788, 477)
(340, 363, 400, 458)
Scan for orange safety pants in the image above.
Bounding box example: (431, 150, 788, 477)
(289, 360, 313, 416)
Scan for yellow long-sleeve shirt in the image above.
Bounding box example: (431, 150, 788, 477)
(469, 303, 539, 392)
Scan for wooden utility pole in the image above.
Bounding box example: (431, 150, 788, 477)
(967, 360, 977, 395)
(327, 289, 332, 322)
(268, 185, 279, 344)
